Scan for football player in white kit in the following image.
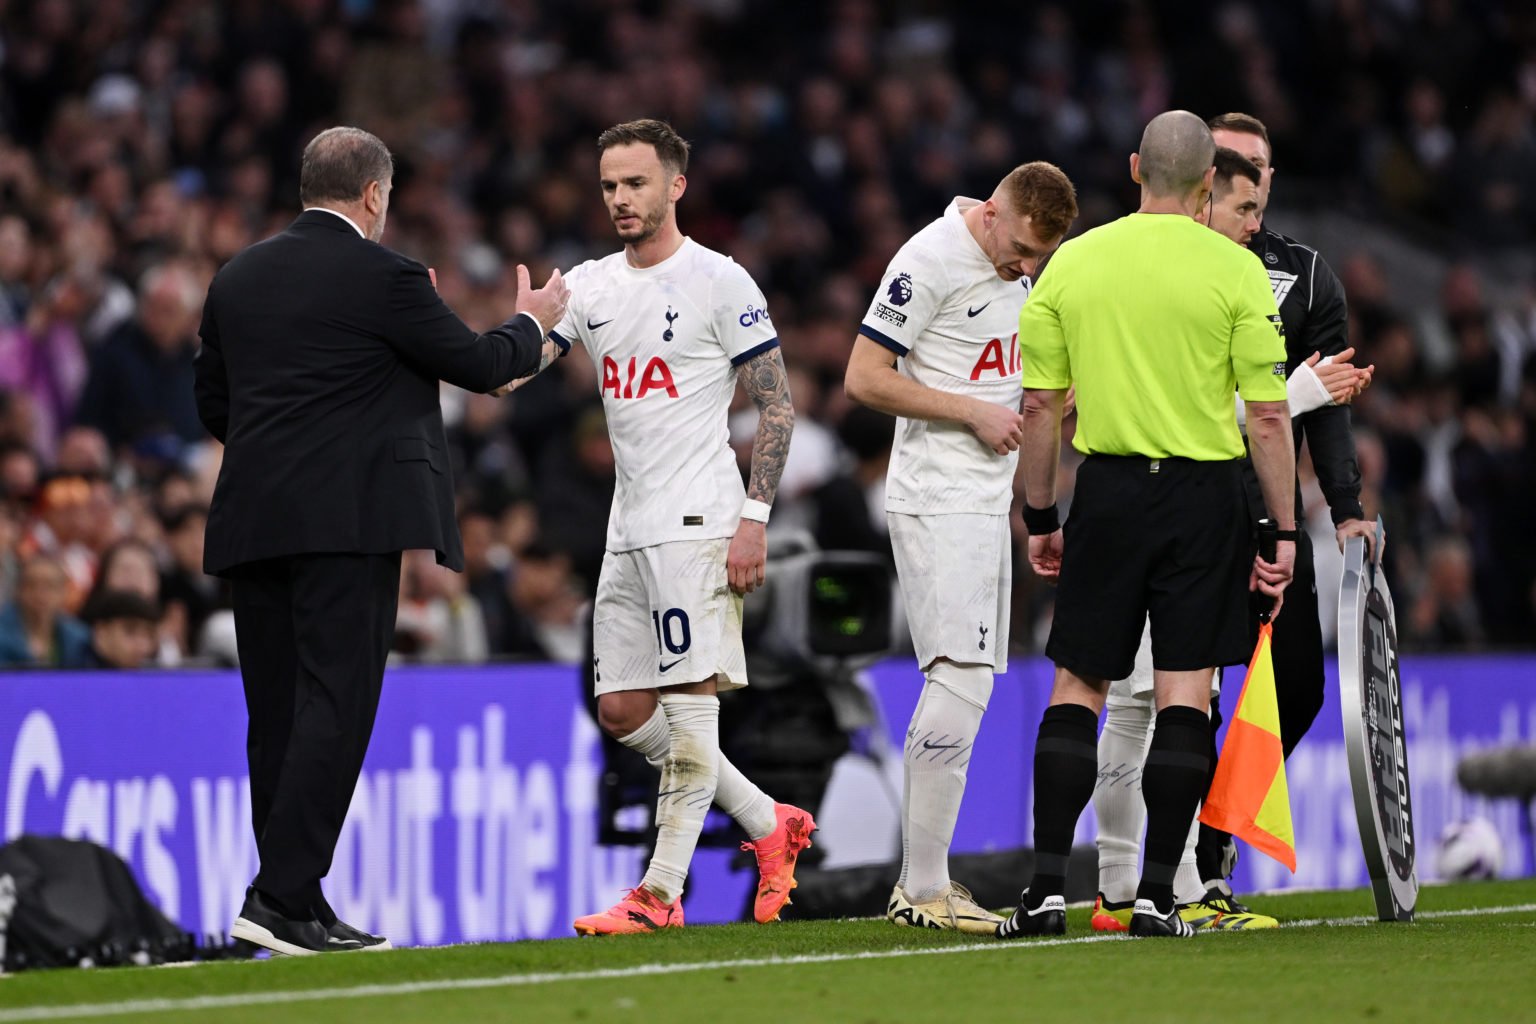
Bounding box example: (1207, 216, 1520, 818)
(844, 163, 1079, 933)
(503, 120, 814, 935)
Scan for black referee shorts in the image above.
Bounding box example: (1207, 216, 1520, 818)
(1046, 454, 1250, 681)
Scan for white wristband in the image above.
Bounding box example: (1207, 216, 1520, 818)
(1287, 358, 1335, 418)
(740, 499, 771, 523)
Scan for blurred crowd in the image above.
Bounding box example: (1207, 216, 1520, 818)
(0, 0, 1533, 671)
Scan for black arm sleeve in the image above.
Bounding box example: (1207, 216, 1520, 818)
(1294, 254, 1364, 524)
(382, 259, 544, 393)
(1300, 251, 1350, 358)
(192, 280, 229, 444)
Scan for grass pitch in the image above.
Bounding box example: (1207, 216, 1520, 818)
(2, 880, 1534, 1024)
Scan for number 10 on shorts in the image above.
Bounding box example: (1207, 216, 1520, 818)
(652, 607, 692, 655)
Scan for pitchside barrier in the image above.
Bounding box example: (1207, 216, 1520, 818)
(1, 654, 1532, 945)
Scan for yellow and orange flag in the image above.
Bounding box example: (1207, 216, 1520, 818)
(1199, 623, 1297, 871)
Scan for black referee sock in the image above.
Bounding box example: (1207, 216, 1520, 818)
(1024, 703, 1099, 909)
(1195, 684, 1228, 884)
(1137, 705, 1211, 914)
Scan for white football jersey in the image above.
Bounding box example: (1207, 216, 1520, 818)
(859, 198, 1030, 515)
(552, 238, 778, 553)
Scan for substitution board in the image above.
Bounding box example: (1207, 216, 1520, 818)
(1338, 517, 1417, 921)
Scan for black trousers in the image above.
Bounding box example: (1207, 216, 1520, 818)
(1199, 527, 1325, 874)
(1211, 526, 1326, 755)
(1271, 525, 1326, 756)
(230, 551, 401, 922)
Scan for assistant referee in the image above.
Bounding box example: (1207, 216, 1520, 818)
(996, 111, 1297, 941)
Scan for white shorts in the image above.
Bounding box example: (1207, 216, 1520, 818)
(888, 511, 1011, 673)
(591, 537, 746, 696)
(1106, 620, 1222, 708)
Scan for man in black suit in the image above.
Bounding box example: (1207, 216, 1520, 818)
(193, 126, 568, 955)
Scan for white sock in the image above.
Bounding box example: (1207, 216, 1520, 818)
(1204, 878, 1234, 898)
(639, 694, 719, 904)
(716, 757, 777, 842)
(619, 704, 775, 841)
(617, 705, 671, 763)
(1175, 812, 1205, 906)
(902, 662, 991, 902)
(1094, 698, 1153, 904)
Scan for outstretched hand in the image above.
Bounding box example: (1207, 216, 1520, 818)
(515, 264, 570, 336)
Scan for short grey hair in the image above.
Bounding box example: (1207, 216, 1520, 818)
(138, 261, 201, 311)
(1137, 111, 1215, 197)
(299, 127, 394, 205)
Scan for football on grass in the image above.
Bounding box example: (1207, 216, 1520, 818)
(1434, 818, 1504, 880)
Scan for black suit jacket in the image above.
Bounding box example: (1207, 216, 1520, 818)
(194, 210, 543, 575)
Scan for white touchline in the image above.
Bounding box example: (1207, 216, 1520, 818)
(1285, 902, 1536, 928)
(4, 903, 1535, 1023)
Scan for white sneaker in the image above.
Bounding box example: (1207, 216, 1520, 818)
(887, 882, 1004, 935)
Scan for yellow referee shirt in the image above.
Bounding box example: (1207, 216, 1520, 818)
(1019, 213, 1287, 460)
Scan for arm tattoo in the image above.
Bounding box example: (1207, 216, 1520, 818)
(519, 338, 558, 384)
(736, 347, 795, 505)
(494, 339, 559, 395)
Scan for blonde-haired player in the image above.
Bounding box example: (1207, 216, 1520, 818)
(845, 163, 1078, 932)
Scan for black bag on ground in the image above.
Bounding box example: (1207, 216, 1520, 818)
(0, 835, 193, 971)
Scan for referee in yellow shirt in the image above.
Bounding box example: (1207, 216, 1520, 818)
(997, 111, 1297, 940)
